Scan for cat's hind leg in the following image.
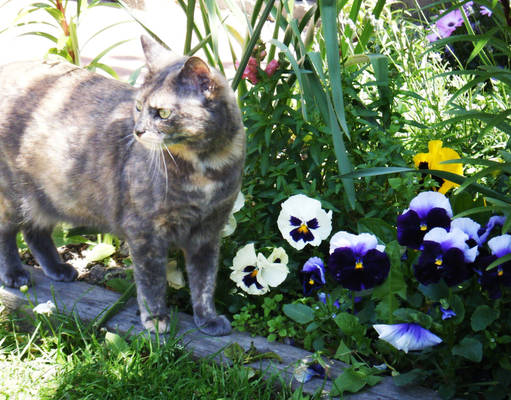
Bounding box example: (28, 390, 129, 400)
(22, 227, 77, 282)
(0, 227, 30, 288)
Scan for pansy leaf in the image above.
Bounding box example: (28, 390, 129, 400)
(334, 312, 366, 337)
(471, 305, 499, 332)
(393, 308, 433, 329)
(375, 294, 400, 323)
(418, 280, 449, 301)
(357, 218, 396, 244)
(334, 340, 352, 363)
(393, 369, 425, 386)
(451, 295, 465, 325)
(282, 303, 315, 324)
(452, 337, 483, 362)
(331, 367, 368, 396)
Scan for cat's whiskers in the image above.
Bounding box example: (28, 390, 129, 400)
(158, 146, 169, 200)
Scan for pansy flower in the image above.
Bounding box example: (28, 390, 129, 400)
(480, 6, 492, 17)
(277, 194, 332, 250)
(478, 215, 506, 244)
(300, 257, 326, 296)
(230, 243, 289, 295)
(397, 191, 452, 249)
(440, 306, 456, 320)
(413, 140, 463, 194)
(293, 357, 328, 383)
(327, 231, 390, 291)
(475, 234, 511, 299)
(451, 217, 482, 249)
(414, 227, 475, 286)
(373, 323, 442, 353)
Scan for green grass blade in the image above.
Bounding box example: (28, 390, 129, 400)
(184, 0, 196, 54)
(320, 0, 350, 139)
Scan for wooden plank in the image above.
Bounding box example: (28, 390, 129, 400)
(0, 265, 439, 399)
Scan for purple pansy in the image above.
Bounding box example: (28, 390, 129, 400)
(440, 306, 456, 320)
(480, 5, 492, 16)
(300, 257, 326, 296)
(478, 215, 506, 244)
(397, 192, 452, 249)
(475, 234, 511, 299)
(328, 231, 390, 291)
(414, 227, 475, 286)
(373, 323, 442, 353)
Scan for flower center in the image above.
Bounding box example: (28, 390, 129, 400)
(435, 257, 443, 268)
(420, 223, 427, 231)
(298, 223, 309, 234)
(309, 279, 315, 285)
(498, 266, 503, 277)
(250, 269, 258, 278)
(355, 261, 364, 270)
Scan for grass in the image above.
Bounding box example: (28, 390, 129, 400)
(0, 304, 315, 400)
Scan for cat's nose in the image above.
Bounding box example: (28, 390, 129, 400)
(135, 127, 145, 137)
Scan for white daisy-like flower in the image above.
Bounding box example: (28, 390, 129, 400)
(277, 194, 332, 250)
(373, 323, 442, 353)
(33, 300, 56, 315)
(229, 244, 289, 295)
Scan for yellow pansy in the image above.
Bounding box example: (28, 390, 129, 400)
(413, 140, 463, 194)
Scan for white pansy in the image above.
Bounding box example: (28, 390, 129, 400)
(277, 194, 332, 251)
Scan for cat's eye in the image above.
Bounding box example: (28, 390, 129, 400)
(135, 100, 143, 112)
(158, 108, 172, 119)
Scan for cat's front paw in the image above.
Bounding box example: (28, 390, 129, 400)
(43, 263, 78, 282)
(0, 267, 30, 288)
(142, 316, 171, 333)
(194, 314, 231, 336)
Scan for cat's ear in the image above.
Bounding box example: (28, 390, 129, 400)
(178, 57, 216, 97)
(140, 35, 170, 73)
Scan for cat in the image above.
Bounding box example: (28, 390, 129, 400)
(0, 36, 245, 336)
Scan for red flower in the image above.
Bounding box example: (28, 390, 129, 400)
(264, 59, 280, 77)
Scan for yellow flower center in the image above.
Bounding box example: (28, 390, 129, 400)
(298, 223, 309, 234)
(435, 258, 442, 266)
(250, 269, 258, 278)
(420, 224, 427, 231)
(498, 268, 503, 277)
(355, 261, 364, 270)
(308, 279, 315, 285)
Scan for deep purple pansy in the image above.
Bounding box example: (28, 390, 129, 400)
(300, 257, 326, 296)
(475, 234, 511, 299)
(328, 231, 390, 291)
(397, 191, 452, 249)
(414, 227, 475, 287)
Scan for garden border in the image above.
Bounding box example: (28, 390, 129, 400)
(0, 265, 439, 399)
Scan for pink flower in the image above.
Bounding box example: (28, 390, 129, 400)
(264, 59, 280, 77)
(480, 6, 492, 17)
(239, 57, 259, 84)
(435, 9, 464, 38)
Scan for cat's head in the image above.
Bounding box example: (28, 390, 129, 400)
(133, 36, 243, 161)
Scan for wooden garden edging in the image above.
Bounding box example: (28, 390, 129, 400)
(0, 265, 439, 399)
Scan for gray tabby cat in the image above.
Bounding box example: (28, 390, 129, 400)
(0, 36, 245, 336)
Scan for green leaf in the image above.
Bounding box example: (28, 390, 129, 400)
(104, 331, 129, 356)
(331, 367, 368, 396)
(85, 243, 116, 263)
(334, 312, 366, 337)
(418, 281, 449, 301)
(357, 218, 396, 245)
(393, 369, 424, 386)
(334, 340, 352, 363)
(452, 337, 483, 362)
(282, 303, 314, 324)
(471, 305, 498, 332)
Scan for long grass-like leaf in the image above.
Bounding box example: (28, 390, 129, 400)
(184, 0, 196, 54)
(88, 38, 132, 66)
(231, 0, 276, 91)
(320, 0, 350, 139)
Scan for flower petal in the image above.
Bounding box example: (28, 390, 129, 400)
(373, 323, 442, 353)
(258, 253, 289, 287)
(408, 191, 453, 219)
(488, 234, 511, 258)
